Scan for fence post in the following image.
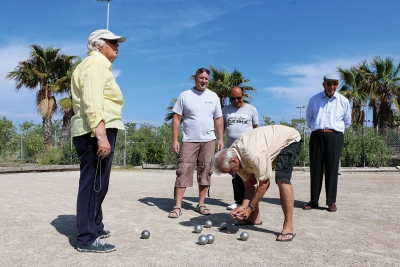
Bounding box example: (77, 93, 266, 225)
(123, 130, 126, 167)
(20, 131, 23, 163)
(70, 130, 73, 165)
(303, 126, 306, 167)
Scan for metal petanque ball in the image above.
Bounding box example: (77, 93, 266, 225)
(141, 230, 150, 239)
(198, 235, 208, 245)
(204, 220, 213, 228)
(194, 224, 203, 233)
(220, 222, 228, 230)
(240, 231, 249, 241)
(206, 234, 215, 244)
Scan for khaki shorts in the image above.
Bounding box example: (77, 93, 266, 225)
(175, 140, 216, 187)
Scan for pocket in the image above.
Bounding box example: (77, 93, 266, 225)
(276, 150, 296, 171)
(175, 158, 183, 177)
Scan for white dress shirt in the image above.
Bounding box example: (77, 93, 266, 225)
(306, 91, 351, 133)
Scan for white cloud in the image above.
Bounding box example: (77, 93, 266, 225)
(262, 56, 374, 105)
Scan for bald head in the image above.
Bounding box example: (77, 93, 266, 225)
(230, 86, 245, 108)
(231, 86, 243, 95)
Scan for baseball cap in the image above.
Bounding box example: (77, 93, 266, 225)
(88, 29, 126, 43)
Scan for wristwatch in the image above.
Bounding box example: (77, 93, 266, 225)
(248, 204, 255, 212)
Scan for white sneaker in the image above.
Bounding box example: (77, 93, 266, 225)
(227, 203, 239, 210)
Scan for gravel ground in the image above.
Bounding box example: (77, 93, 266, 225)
(0, 169, 399, 267)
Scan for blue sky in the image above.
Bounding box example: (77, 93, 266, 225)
(2, 0, 399, 130)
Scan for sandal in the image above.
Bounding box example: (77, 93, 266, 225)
(196, 204, 211, 215)
(168, 206, 182, 218)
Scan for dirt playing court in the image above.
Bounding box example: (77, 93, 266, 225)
(0, 169, 399, 266)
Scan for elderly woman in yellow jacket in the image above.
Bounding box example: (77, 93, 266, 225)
(71, 29, 125, 253)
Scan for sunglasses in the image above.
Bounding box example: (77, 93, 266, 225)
(104, 39, 118, 45)
(230, 96, 243, 101)
(196, 68, 210, 75)
(325, 82, 339, 86)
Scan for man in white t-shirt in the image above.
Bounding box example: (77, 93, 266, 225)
(168, 67, 224, 218)
(222, 86, 258, 210)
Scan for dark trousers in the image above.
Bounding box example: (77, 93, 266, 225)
(73, 128, 117, 247)
(232, 172, 245, 204)
(309, 131, 343, 206)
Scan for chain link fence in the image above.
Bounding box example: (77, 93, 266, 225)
(0, 125, 399, 168)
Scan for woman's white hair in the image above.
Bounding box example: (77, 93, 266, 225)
(86, 38, 105, 55)
(212, 148, 237, 175)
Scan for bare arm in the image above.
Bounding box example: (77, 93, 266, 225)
(172, 113, 182, 154)
(214, 116, 224, 150)
(231, 174, 270, 220)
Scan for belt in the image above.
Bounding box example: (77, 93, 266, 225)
(315, 129, 336, 133)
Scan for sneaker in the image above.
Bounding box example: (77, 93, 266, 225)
(227, 203, 239, 210)
(99, 229, 111, 239)
(77, 237, 116, 253)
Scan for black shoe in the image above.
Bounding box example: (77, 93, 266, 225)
(77, 238, 116, 253)
(99, 229, 111, 239)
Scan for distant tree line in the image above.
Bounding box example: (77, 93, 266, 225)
(4, 45, 400, 167)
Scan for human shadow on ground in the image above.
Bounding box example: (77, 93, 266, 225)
(260, 197, 311, 209)
(50, 214, 76, 248)
(180, 214, 280, 238)
(137, 196, 230, 214)
(137, 196, 280, 239)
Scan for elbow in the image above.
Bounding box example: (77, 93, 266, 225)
(260, 179, 270, 190)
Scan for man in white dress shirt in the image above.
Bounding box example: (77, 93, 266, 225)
(303, 73, 351, 212)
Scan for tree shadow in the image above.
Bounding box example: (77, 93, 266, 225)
(50, 214, 76, 248)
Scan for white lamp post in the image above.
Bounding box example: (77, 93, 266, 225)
(296, 106, 305, 120)
(97, 0, 111, 30)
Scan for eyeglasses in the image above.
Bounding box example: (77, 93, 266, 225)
(196, 68, 210, 75)
(325, 82, 339, 86)
(104, 39, 118, 45)
(230, 96, 243, 101)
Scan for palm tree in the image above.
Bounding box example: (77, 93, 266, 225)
(360, 57, 400, 131)
(207, 65, 231, 107)
(164, 98, 178, 122)
(338, 65, 369, 125)
(53, 58, 81, 146)
(6, 45, 78, 147)
(207, 64, 256, 108)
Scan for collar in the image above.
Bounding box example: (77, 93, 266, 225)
(191, 87, 206, 95)
(321, 90, 338, 99)
(89, 51, 112, 70)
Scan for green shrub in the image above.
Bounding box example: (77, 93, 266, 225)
(38, 146, 62, 165)
(342, 126, 392, 167)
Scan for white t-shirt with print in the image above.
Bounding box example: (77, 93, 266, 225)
(223, 104, 258, 147)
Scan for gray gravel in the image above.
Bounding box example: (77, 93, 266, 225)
(0, 169, 399, 267)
